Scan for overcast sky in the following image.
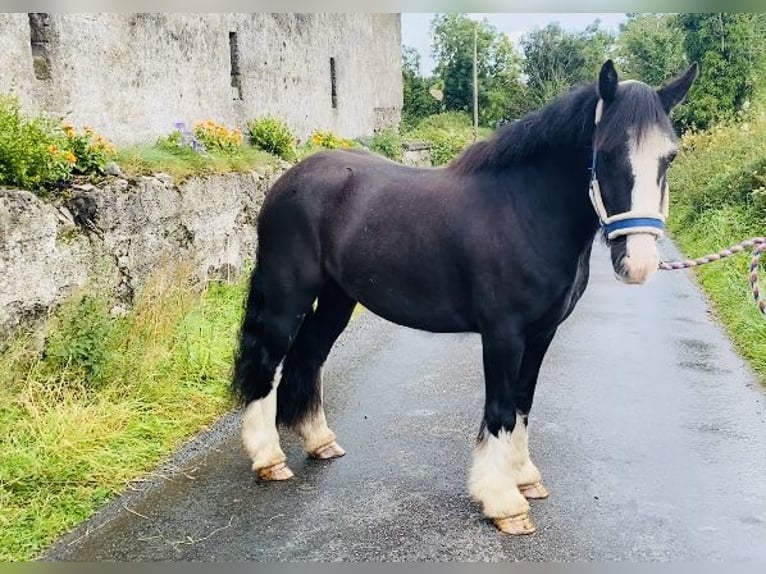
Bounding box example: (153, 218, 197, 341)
(401, 13, 628, 75)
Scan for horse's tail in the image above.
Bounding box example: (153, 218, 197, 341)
(231, 265, 272, 404)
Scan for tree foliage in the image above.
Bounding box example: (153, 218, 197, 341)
(615, 13, 687, 86)
(521, 21, 614, 107)
(401, 45, 441, 130)
(401, 12, 766, 135)
(673, 13, 766, 130)
(430, 14, 527, 126)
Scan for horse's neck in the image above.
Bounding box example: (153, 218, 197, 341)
(527, 151, 600, 250)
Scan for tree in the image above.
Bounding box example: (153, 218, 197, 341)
(401, 45, 441, 130)
(430, 14, 527, 127)
(673, 13, 766, 130)
(615, 13, 687, 86)
(521, 21, 614, 107)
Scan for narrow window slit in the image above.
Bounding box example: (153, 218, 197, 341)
(229, 31, 242, 100)
(28, 13, 52, 80)
(330, 57, 337, 109)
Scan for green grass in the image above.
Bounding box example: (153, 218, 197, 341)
(116, 145, 278, 182)
(0, 265, 247, 561)
(668, 205, 766, 378)
(667, 108, 766, 382)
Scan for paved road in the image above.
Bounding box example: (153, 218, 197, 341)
(44, 238, 766, 561)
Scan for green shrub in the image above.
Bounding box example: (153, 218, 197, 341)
(668, 113, 766, 225)
(62, 123, 117, 175)
(404, 112, 480, 165)
(247, 116, 297, 161)
(308, 129, 357, 150)
(41, 295, 112, 386)
(155, 129, 188, 153)
(193, 119, 244, 155)
(368, 128, 403, 162)
(0, 95, 74, 191)
(410, 111, 474, 132)
(714, 156, 766, 215)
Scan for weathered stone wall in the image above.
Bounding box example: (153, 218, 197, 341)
(0, 13, 402, 145)
(0, 166, 287, 339)
(401, 142, 433, 167)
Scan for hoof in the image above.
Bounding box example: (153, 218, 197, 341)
(311, 440, 346, 460)
(493, 512, 536, 535)
(257, 462, 294, 481)
(519, 481, 549, 500)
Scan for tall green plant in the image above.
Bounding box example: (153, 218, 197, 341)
(247, 116, 297, 161)
(0, 95, 73, 191)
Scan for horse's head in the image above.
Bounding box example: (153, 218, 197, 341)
(590, 60, 698, 285)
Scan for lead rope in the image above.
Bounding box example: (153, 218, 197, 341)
(658, 237, 766, 316)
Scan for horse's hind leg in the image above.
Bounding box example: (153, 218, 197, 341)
(232, 265, 318, 480)
(277, 280, 356, 460)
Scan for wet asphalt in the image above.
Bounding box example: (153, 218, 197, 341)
(43, 238, 766, 561)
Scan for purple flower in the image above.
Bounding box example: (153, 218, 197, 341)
(169, 121, 206, 154)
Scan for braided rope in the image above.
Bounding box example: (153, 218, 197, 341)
(658, 237, 766, 316)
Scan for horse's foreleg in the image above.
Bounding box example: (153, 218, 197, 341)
(469, 329, 536, 535)
(510, 416, 548, 500)
(513, 331, 557, 500)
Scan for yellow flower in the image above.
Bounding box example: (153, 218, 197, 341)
(48, 144, 59, 155)
(65, 151, 77, 164)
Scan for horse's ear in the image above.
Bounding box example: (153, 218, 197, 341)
(598, 60, 618, 103)
(657, 62, 699, 113)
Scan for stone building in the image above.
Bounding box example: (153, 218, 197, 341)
(0, 13, 403, 144)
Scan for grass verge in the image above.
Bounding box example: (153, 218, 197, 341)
(116, 145, 278, 182)
(0, 265, 246, 561)
(667, 109, 766, 382)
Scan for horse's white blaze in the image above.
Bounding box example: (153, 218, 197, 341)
(468, 413, 531, 518)
(242, 363, 285, 470)
(621, 125, 677, 284)
(295, 368, 336, 452)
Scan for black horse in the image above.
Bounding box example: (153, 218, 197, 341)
(231, 60, 698, 534)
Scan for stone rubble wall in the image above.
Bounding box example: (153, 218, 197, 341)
(0, 166, 287, 339)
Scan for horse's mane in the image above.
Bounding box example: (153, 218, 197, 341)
(447, 80, 671, 176)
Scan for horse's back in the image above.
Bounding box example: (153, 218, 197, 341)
(258, 148, 448, 240)
(254, 147, 588, 334)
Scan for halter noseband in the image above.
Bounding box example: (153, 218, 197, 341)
(589, 100, 667, 241)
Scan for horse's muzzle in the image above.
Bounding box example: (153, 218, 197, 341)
(610, 234, 659, 285)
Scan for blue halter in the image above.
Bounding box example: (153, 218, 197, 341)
(588, 142, 666, 241)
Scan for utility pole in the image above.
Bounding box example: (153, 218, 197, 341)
(473, 22, 478, 142)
